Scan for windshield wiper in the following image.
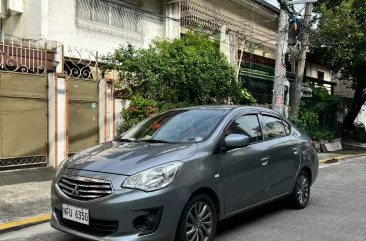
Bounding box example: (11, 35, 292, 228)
(140, 139, 177, 144)
(117, 138, 136, 142)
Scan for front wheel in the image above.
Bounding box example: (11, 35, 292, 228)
(287, 170, 311, 209)
(176, 194, 218, 241)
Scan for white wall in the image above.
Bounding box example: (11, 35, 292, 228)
(305, 62, 331, 82)
(47, 0, 164, 56)
(355, 105, 366, 125)
(3, 0, 166, 56)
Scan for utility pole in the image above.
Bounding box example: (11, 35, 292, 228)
(273, 0, 316, 117)
(272, 8, 289, 115)
(289, 3, 313, 118)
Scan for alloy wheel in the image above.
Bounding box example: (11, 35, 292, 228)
(297, 175, 309, 205)
(186, 201, 213, 241)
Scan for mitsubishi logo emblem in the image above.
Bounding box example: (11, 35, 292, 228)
(72, 184, 79, 195)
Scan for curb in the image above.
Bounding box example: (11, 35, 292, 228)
(0, 214, 51, 234)
(319, 153, 366, 164)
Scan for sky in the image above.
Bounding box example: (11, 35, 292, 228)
(265, 0, 280, 8)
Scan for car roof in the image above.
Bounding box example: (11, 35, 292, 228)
(179, 105, 280, 115)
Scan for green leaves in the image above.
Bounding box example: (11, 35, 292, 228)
(102, 31, 239, 105)
(241, 88, 257, 104)
(313, 0, 366, 80)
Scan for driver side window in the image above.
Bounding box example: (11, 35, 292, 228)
(225, 115, 263, 144)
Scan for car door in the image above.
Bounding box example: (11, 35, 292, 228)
(220, 112, 272, 215)
(260, 113, 301, 197)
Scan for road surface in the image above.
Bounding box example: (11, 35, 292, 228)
(1, 157, 365, 241)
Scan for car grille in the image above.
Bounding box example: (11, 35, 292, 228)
(54, 208, 119, 237)
(58, 176, 113, 202)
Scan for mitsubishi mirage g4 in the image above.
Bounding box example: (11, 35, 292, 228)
(51, 106, 319, 241)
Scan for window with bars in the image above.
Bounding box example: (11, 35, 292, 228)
(77, 0, 142, 33)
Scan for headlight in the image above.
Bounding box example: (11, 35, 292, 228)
(122, 162, 183, 192)
(55, 158, 68, 177)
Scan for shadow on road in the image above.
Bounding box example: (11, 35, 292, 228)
(216, 199, 286, 237)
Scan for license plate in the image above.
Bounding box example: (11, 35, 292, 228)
(62, 204, 89, 225)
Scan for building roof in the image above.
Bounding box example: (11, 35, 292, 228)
(255, 0, 281, 14)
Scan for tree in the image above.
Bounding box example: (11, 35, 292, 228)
(312, 0, 366, 130)
(289, 3, 314, 119)
(102, 31, 240, 105)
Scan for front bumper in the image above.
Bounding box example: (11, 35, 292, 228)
(51, 170, 187, 241)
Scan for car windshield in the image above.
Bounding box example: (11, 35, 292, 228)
(120, 109, 230, 143)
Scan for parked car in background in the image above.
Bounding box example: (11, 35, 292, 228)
(51, 106, 319, 241)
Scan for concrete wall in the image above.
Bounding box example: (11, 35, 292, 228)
(2, 0, 166, 56)
(48, 0, 164, 55)
(305, 62, 331, 82)
(218, 0, 278, 59)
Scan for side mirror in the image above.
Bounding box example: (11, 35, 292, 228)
(225, 134, 250, 149)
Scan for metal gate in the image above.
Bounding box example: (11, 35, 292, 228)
(68, 78, 99, 154)
(0, 73, 48, 168)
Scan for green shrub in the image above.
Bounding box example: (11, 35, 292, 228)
(290, 110, 319, 134)
(311, 129, 337, 141)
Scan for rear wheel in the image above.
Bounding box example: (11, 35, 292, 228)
(176, 194, 217, 241)
(287, 170, 311, 209)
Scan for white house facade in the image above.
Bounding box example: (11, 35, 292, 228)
(2, 0, 180, 54)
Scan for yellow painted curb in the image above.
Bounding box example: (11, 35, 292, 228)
(319, 153, 366, 163)
(0, 214, 51, 231)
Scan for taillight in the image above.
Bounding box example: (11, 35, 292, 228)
(311, 140, 316, 149)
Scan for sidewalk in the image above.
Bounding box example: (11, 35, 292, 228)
(1, 146, 366, 233)
(0, 167, 55, 233)
(318, 142, 366, 163)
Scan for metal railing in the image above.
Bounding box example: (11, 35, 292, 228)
(0, 35, 55, 75)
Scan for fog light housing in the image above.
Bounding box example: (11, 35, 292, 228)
(133, 207, 163, 236)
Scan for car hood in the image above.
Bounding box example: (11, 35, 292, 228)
(65, 141, 198, 175)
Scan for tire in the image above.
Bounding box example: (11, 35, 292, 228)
(287, 170, 311, 209)
(176, 194, 218, 241)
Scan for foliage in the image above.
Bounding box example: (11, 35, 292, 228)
(306, 81, 342, 127)
(291, 110, 319, 134)
(312, 0, 366, 129)
(313, 0, 366, 80)
(118, 95, 189, 135)
(291, 108, 339, 141)
(240, 88, 257, 104)
(102, 31, 240, 105)
(307, 81, 341, 110)
(311, 129, 338, 142)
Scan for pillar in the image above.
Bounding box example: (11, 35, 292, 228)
(55, 42, 64, 74)
(98, 79, 115, 143)
(165, 1, 181, 39)
(48, 73, 69, 168)
(220, 25, 237, 67)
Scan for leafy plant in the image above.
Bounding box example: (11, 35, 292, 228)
(306, 80, 342, 127)
(102, 31, 240, 105)
(291, 110, 319, 134)
(312, 0, 366, 130)
(311, 130, 337, 141)
(240, 88, 257, 104)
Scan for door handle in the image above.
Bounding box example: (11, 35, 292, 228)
(261, 156, 269, 166)
(293, 147, 298, 154)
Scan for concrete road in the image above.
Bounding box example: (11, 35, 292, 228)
(1, 157, 365, 241)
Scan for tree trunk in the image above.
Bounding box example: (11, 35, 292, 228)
(342, 81, 366, 130)
(290, 3, 313, 119)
